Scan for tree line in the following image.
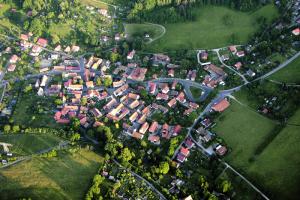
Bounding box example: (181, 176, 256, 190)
(126, 0, 272, 24)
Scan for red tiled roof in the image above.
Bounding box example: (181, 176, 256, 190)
(149, 121, 158, 133)
(212, 99, 230, 112)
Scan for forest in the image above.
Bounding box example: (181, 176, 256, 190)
(124, 0, 273, 23)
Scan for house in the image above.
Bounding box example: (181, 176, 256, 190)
(180, 147, 190, 157)
(54, 45, 62, 51)
(149, 121, 159, 133)
(201, 52, 208, 60)
(37, 38, 48, 47)
(113, 80, 125, 88)
(292, 28, 300, 36)
(139, 122, 149, 134)
(9, 55, 19, 64)
(176, 92, 186, 103)
(172, 125, 182, 136)
(132, 131, 144, 139)
(129, 112, 139, 122)
(37, 87, 44, 96)
(128, 93, 140, 100)
(86, 81, 94, 88)
(185, 138, 194, 149)
(128, 67, 148, 81)
(168, 69, 175, 77)
(200, 118, 212, 128)
(90, 108, 102, 118)
(148, 135, 160, 144)
(156, 93, 169, 100)
(149, 82, 157, 94)
(183, 195, 193, 200)
(71, 45, 80, 52)
(171, 81, 178, 90)
(176, 153, 186, 163)
(221, 54, 229, 61)
(64, 46, 71, 53)
(20, 34, 29, 41)
(161, 83, 169, 94)
(216, 145, 227, 156)
(127, 50, 136, 60)
(7, 64, 16, 72)
(212, 98, 230, 112)
(236, 51, 245, 57)
(246, 69, 256, 77)
(229, 45, 237, 54)
(234, 62, 242, 70)
(162, 123, 169, 138)
(152, 54, 170, 66)
(129, 99, 140, 109)
(167, 98, 177, 108)
(40, 75, 48, 87)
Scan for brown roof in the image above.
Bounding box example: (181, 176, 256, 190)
(212, 99, 230, 112)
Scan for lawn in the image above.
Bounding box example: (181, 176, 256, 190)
(190, 86, 203, 99)
(0, 134, 62, 156)
(12, 92, 62, 129)
(212, 101, 277, 169)
(146, 4, 278, 51)
(0, 149, 104, 200)
(268, 56, 300, 84)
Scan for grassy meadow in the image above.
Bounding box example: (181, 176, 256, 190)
(142, 4, 278, 51)
(0, 149, 104, 200)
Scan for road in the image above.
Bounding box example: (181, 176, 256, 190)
(254, 51, 300, 81)
(223, 161, 270, 200)
(151, 77, 213, 102)
(113, 159, 167, 200)
(214, 49, 249, 84)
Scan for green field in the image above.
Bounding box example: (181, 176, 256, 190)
(81, 0, 109, 9)
(146, 5, 278, 51)
(125, 23, 165, 41)
(247, 113, 300, 199)
(212, 101, 277, 169)
(12, 93, 61, 129)
(49, 20, 74, 39)
(0, 134, 62, 156)
(269, 56, 300, 84)
(190, 86, 203, 99)
(0, 149, 104, 200)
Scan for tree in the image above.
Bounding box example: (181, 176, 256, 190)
(95, 77, 102, 86)
(81, 97, 87, 106)
(119, 147, 134, 163)
(110, 52, 119, 63)
(71, 118, 80, 130)
(70, 133, 81, 142)
(159, 161, 169, 174)
(103, 77, 112, 87)
(55, 99, 63, 105)
(3, 125, 11, 133)
(12, 125, 20, 133)
(23, 85, 32, 93)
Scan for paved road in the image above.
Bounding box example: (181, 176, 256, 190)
(214, 49, 249, 84)
(223, 161, 270, 200)
(254, 51, 300, 81)
(151, 77, 213, 102)
(113, 159, 167, 200)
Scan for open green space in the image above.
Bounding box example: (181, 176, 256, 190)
(247, 120, 300, 199)
(212, 101, 277, 168)
(268, 56, 300, 84)
(190, 86, 203, 99)
(49, 20, 74, 39)
(0, 134, 62, 156)
(145, 4, 278, 51)
(125, 23, 165, 41)
(0, 149, 104, 200)
(12, 92, 61, 129)
(81, 0, 109, 9)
